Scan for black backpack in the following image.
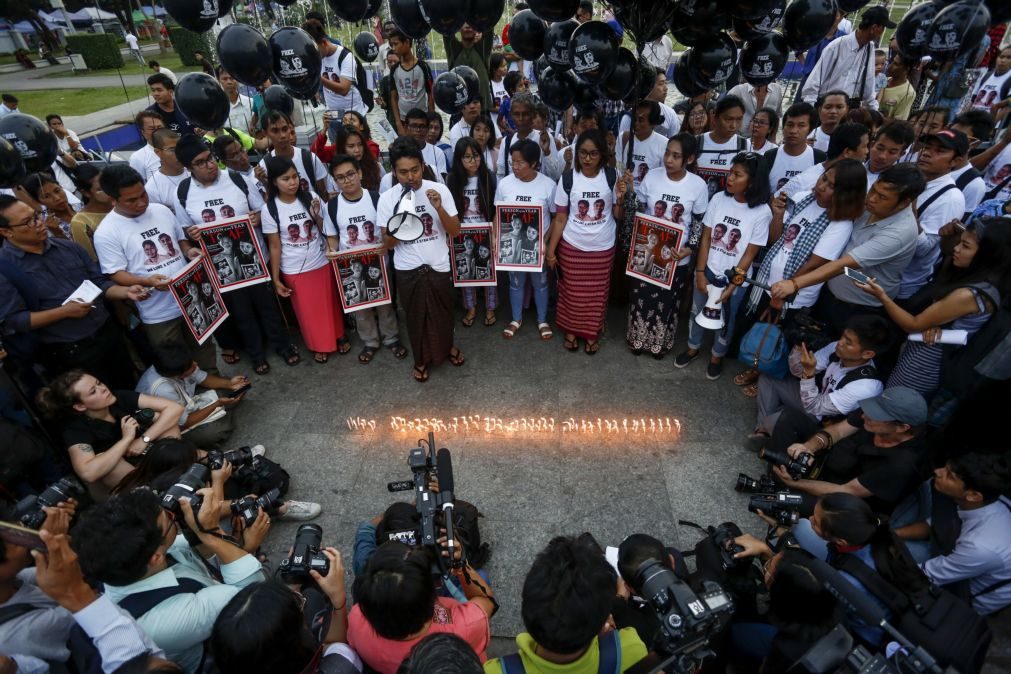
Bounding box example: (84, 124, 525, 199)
(336, 46, 375, 112)
(832, 554, 992, 672)
(177, 170, 250, 213)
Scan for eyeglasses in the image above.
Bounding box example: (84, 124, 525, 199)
(191, 156, 216, 169)
(407, 123, 429, 131)
(461, 154, 481, 162)
(332, 170, 359, 182)
(751, 118, 769, 126)
(578, 149, 601, 158)
(8, 212, 46, 229)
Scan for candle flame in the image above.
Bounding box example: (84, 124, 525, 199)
(342, 415, 681, 438)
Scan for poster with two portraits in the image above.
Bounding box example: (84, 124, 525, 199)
(450, 203, 545, 288)
(625, 213, 687, 290)
(167, 217, 269, 343)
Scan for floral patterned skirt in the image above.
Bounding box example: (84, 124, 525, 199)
(626, 264, 692, 355)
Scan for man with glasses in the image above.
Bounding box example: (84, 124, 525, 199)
(212, 135, 263, 197)
(129, 111, 166, 183)
(145, 129, 189, 213)
(0, 195, 148, 387)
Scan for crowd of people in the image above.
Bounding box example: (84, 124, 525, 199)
(2, 2, 1011, 673)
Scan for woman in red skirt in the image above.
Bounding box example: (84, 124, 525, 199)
(546, 129, 631, 354)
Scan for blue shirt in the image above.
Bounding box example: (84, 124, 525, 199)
(0, 238, 113, 343)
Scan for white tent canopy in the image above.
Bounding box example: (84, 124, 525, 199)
(66, 7, 118, 22)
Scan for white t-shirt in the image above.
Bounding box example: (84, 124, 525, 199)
(703, 191, 772, 276)
(125, 34, 139, 50)
(554, 169, 618, 252)
(145, 170, 189, 212)
(694, 132, 750, 201)
(260, 192, 335, 275)
(809, 127, 832, 152)
(618, 131, 668, 202)
(751, 140, 779, 156)
(618, 102, 681, 139)
(172, 170, 265, 231)
(813, 342, 884, 415)
(765, 192, 853, 308)
(321, 45, 367, 115)
(969, 69, 1011, 111)
(640, 168, 710, 267)
(393, 61, 431, 120)
(950, 163, 986, 215)
(376, 180, 458, 272)
(495, 129, 561, 179)
(55, 129, 80, 155)
(93, 204, 187, 324)
(325, 191, 382, 249)
(227, 94, 254, 131)
(448, 120, 473, 146)
(423, 142, 449, 178)
(494, 173, 558, 234)
(129, 144, 161, 183)
(768, 145, 817, 194)
(490, 79, 508, 126)
(983, 143, 1011, 202)
(460, 175, 487, 224)
(782, 162, 827, 200)
(257, 150, 328, 195)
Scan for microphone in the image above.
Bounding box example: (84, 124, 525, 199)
(387, 480, 414, 492)
(724, 267, 798, 303)
(436, 447, 457, 565)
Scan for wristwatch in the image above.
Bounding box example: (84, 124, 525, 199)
(142, 435, 152, 444)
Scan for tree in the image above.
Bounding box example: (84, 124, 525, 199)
(0, 0, 62, 55)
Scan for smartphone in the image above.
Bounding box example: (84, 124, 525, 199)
(231, 383, 252, 398)
(0, 519, 45, 552)
(843, 267, 869, 285)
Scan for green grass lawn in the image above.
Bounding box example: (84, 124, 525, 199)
(16, 86, 150, 117)
(41, 52, 202, 79)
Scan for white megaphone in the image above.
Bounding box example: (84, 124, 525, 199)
(695, 282, 727, 330)
(386, 186, 424, 242)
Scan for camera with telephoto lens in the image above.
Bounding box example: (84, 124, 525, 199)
(159, 463, 210, 518)
(17, 477, 85, 529)
(748, 492, 804, 526)
(230, 488, 283, 527)
(783, 308, 833, 351)
(206, 446, 254, 471)
(759, 447, 816, 480)
(735, 473, 777, 493)
(129, 408, 156, 431)
(633, 558, 734, 661)
(279, 523, 330, 584)
(709, 522, 748, 572)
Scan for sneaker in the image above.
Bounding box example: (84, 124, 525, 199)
(277, 500, 321, 521)
(250, 444, 266, 458)
(673, 349, 699, 368)
(706, 359, 724, 380)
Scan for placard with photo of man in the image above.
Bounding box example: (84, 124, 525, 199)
(451, 224, 497, 287)
(196, 216, 270, 292)
(624, 213, 686, 290)
(331, 245, 392, 313)
(168, 257, 229, 344)
(495, 203, 544, 272)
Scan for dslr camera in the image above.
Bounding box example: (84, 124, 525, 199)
(160, 463, 210, 518)
(709, 522, 748, 572)
(735, 473, 777, 493)
(205, 446, 255, 471)
(230, 488, 283, 527)
(279, 523, 330, 584)
(17, 476, 85, 530)
(748, 492, 804, 526)
(759, 446, 816, 480)
(129, 408, 156, 431)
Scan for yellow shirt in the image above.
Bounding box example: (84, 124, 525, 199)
(484, 629, 648, 674)
(68, 210, 107, 260)
(878, 81, 915, 120)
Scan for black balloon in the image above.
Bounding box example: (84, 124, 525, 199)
(613, 5, 666, 43)
(269, 27, 322, 101)
(163, 0, 220, 33)
(0, 136, 25, 189)
(671, 51, 708, 97)
(598, 47, 637, 100)
(262, 85, 295, 117)
(538, 66, 578, 111)
(782, 0, 838, 52)
(275, 0, 296, 6)
(509, 9, 547, 60)
(354, 32, 380, 62)
(433, 71, 470, 114)
(732, 0, 786, 40)
(740, 32, 789, 86)
(216, 23, 272, 88)
(568, 20, 618, 83)
(630, 60, 657, 103)
(573, 79, 598, 111)
(217, 0, 233, 18)
(0, 113, 56, 173)
(925, 0, 990, 63)
(328, 0, 369, 21)
(533, 54, 551, 81)
(390, 0, 431, 40)
(467, 0, 505, 32)
(420, 0, 467, 36)
(983, 0, 1011, 23)
(363, 0, 383, 20)
(836, 0, 870, 11)
(730, 0, 783, 21)
(544, 18, 578, 71)
(669, 0, 731, 46)
(528, 0, 578, 21)
(452, 65, 481, 102)
(686, 32, 738, 88)
(175, 73, 230, 131)
(894, 2, 939, 61)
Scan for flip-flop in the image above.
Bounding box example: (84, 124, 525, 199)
(503, 321, 521, 339)
(280, 345, 300, 367)
(584, 340, 600, 355)
(412, 364, 429, 382)
(734, 369, 760, 386)
(254, 359, 270, 375)
(461, 311, 476, 327)
(564, 334, 578, 351)
(358, 346, 378, 364)
(314, 352, 329, 364)
(538, 323, 553, 340)
(388, 341, 408, 359)
(741, 383, 760, 398)
(337, 337, 352, 354)
(221, 350, 241, 364)
(484, 311, 497, 326)
(448, 347, 466, 366)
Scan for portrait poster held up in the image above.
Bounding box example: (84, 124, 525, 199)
(495, 203, 545, 272)
(332, 246, 392, 312)
(451, 224, 497, 287)
(197, 216, 270, 292)
(625, 213, 686, 290)
(168, 257, 229, 345)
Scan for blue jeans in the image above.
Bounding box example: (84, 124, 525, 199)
(686, 267, 745, 358)
(889, 479, 936, 564)
(509, 270, 549, 324)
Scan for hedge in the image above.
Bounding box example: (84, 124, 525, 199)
(65, 33, 124, 70)
(168, 26, 213, 66)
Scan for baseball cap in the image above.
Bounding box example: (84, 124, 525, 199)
(921, 129, 970, 157)
(859, 387, 928, 426)
(861, 6, 897, 29)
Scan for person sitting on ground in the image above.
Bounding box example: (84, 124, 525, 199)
(136, 342, 249, 449)
(485, 534, 647, 673)
(611, 533, 689, 651)
(752, 314, 890, 444)
(36, 370, 184, 491)
(46, 113, 90, 165)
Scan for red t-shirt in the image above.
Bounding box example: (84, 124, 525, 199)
(347, 597, 490, 673)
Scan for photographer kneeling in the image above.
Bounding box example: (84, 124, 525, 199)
(71, 462, 267, 673)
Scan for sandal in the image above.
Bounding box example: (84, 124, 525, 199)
(741, 383, 760, 398)
(484, 311, 497, 327)
(503, 320, 522, 339)
(358, 346, 378, 364)
(412, 364, 429, 382)
(336, 337, 352, 354)
(221, 350, 241, 365)
(564, 334, 579, 351)
(254, 359, 270, 375)
(280, 345, 300, 367)
(314, 352, 329, 364)
(388, 341, 408, 359)
(462, 309, 476, 327)
(538, 323, 553, 340)
(584, 340, 600, 355)
(448, 347, 466, 366)
(734, 369, 760, 386)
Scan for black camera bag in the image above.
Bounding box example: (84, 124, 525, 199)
(229, 455, 290, 499)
